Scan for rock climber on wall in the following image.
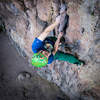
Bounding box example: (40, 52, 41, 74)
(31, 15, 85, 67)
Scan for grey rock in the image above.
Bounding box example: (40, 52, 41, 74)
(18, 72, 31, 81)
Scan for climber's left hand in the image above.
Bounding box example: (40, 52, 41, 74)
(58, 32, 64, 38)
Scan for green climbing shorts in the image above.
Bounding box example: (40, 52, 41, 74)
(54, 50, 81, 65)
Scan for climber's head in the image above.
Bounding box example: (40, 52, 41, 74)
(31, 50, 50, 67)
(38, 50, 51, 59)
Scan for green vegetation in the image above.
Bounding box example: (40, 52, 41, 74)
(0, 25, 4, 32)
(82, 28, 85, 33)
(21, 86, 30, 99)
(0, 21, 6, 33)
(91, 12, 94, 16)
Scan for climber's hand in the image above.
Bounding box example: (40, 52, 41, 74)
(58, 32, 64, 38)
(56, 15, 63, 24)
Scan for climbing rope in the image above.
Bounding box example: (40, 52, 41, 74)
(59, 40, 81, 54)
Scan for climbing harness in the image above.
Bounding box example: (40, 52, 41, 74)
(44, 36, 57, 54)
(44, 43, 53, 54)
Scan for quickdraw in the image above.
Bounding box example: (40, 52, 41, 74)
(59, 40, 81, 54)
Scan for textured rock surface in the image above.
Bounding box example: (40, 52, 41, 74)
(0, 0, 100, 100)
(0, 32, 69, 100)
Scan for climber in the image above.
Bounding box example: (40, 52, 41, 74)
(31, 15, 85, 67)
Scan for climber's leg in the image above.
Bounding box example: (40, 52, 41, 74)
(54, 50, 82, 65)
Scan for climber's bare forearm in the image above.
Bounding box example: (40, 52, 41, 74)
(37, 15, 63, 41)
(38, 22, 58, 41)
(53, 37, 61, 55)
(53, 32, 63, 55)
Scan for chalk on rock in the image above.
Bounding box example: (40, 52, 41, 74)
(18, 72, 31, 81)
(60, 4, 67, 14)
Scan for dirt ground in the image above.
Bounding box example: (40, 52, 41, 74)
(0, 32, 69, 100)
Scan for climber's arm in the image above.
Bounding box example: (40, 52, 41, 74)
(52, 32, 63, 55)
(38, 16, 63, 41)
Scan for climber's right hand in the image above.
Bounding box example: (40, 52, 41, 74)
(56, 15, 63, 24)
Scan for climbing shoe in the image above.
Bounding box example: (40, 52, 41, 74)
(80, 61, 85, 66)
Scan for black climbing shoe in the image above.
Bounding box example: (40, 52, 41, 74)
(76, 61, 85, 66)
(80, 61, 85, 66)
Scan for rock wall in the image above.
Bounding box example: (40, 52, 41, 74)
(0, 0, 100, 100)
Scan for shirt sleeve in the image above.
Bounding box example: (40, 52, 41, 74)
(32, 38, 43, 53)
